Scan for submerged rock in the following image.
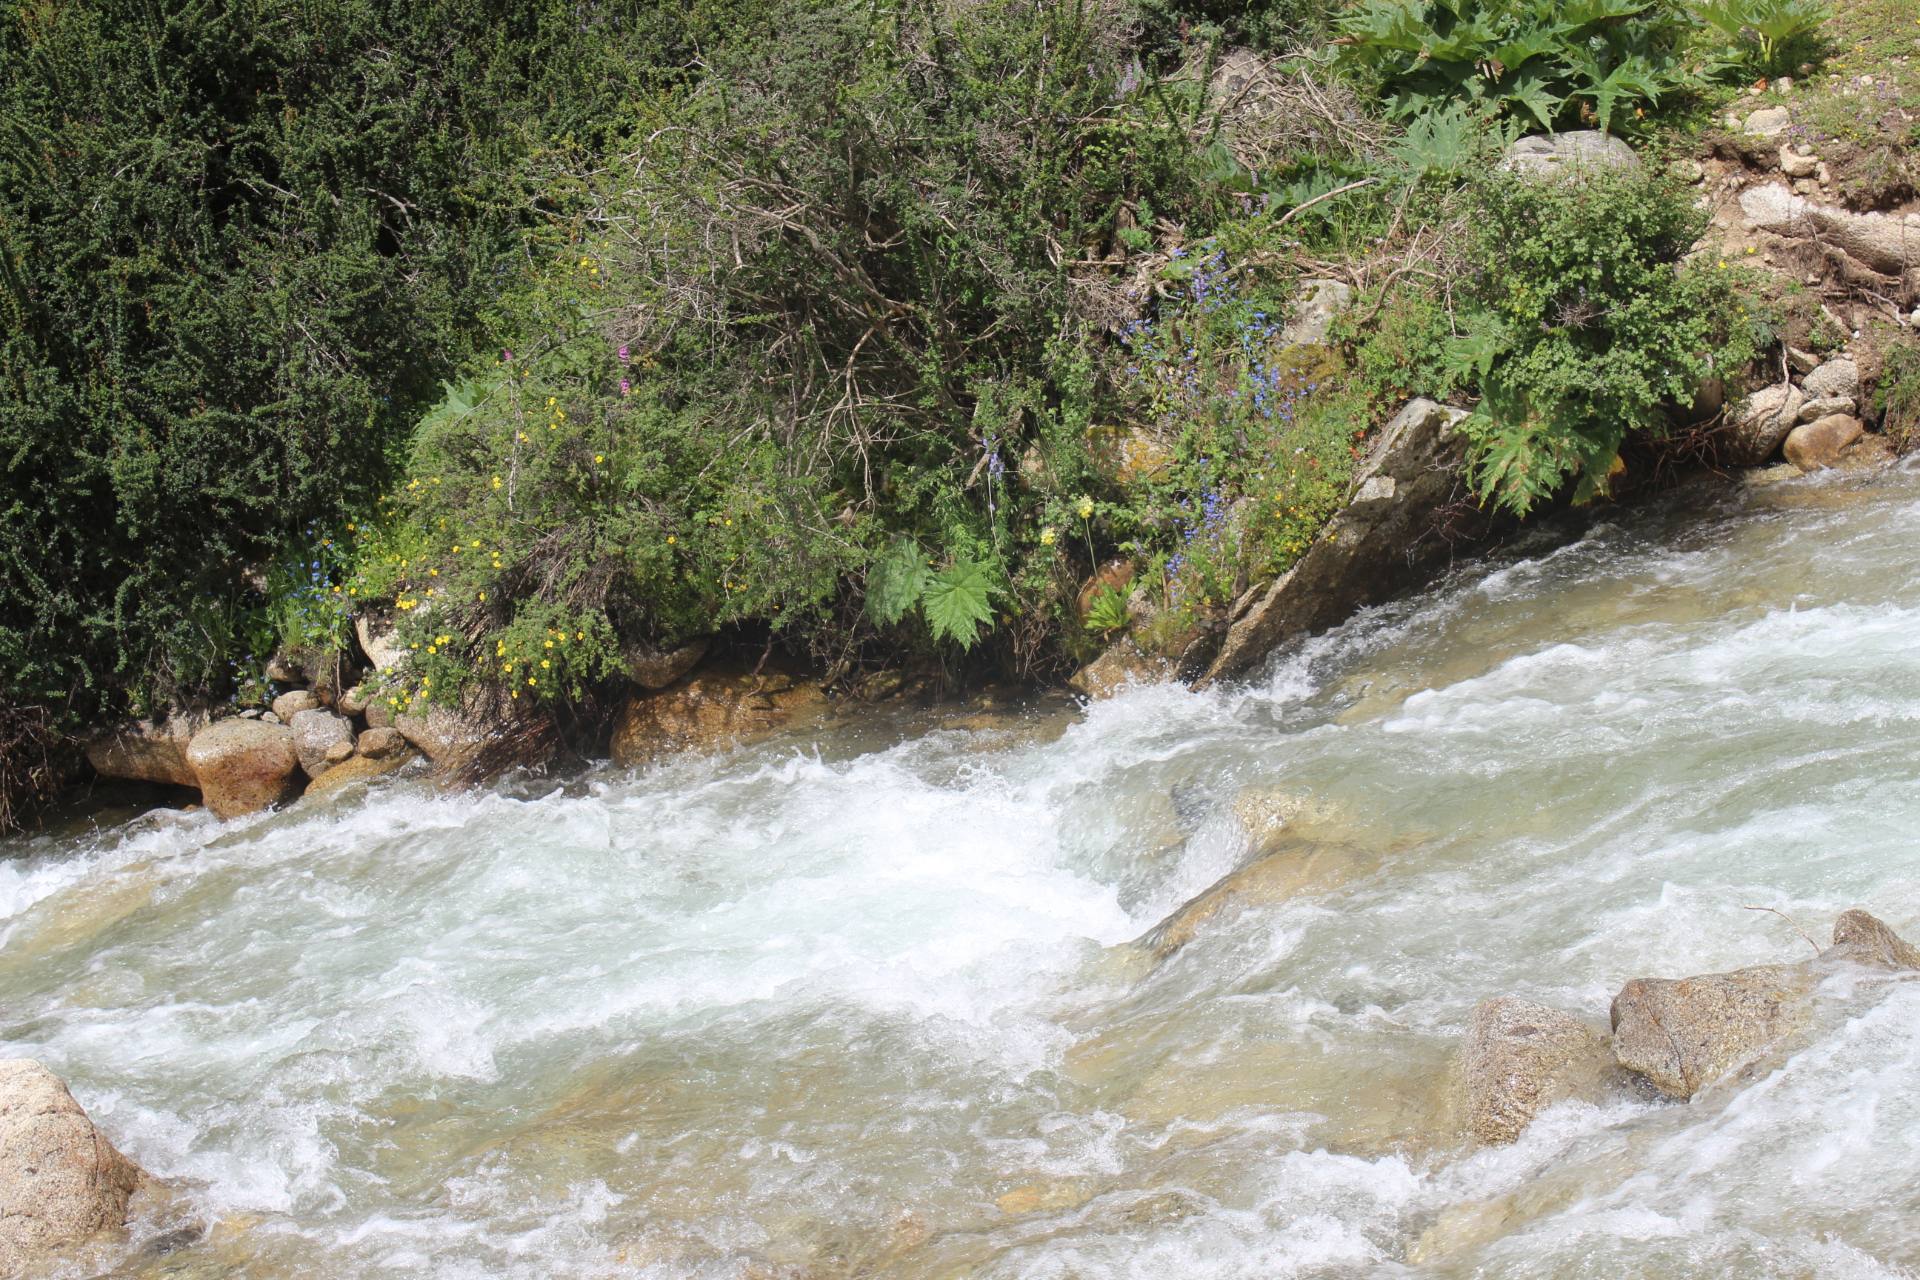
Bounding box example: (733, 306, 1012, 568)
(1610, 963, 1813, 1099)
(1136, 838, 1378, 959)
(0, 1060, 146, 1277)
(84, 710, 209, 789)
(185, 719, 301, 819)
(1461, 997, 1613, 1144)
(1201, 398, 1473, 684)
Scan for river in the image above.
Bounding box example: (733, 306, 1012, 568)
(5, 460, 1920, 1278)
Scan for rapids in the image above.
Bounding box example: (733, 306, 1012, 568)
(6, 460, 1920, 1278)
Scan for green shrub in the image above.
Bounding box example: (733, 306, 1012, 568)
(0, 0, 692, 743)
(1873, 336, 1920, 450)
(1692, 0, 1832, 79)
(1337, 0, 1694, 133)
(1445, 169, 1768, 513)
(1107, 245, 1366, 619)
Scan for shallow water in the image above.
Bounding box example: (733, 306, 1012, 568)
(7, 461, 1920, 1278)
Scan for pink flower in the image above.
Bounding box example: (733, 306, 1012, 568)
(617, 345, 630, 363)
(619, 378, 631, 396)
(502, 348, 513, 362)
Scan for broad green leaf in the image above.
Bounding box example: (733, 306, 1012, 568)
(864, 537, 929, 627)
(921, 557, 997, 650)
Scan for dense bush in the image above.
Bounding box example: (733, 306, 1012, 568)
(1443, 169, 1768, 513)
(0, 0, 695, 743)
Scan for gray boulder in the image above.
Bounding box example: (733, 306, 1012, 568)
(1801, 357, 1860, 401)
(1797, 394, 1856, 422)
(1610, 963, 1813, 1099)
(1278, 278, 1355, 348)
(185, 719, 301, 819)
(353, 614, 407, 672)
(287, 709, 355, 780)
(1501, 131, 1641, 178)
(1723, 383, 1806, 466)
(1462, 997, 1613, 1144)
(1200, 399, 1471, 684)
(1740, 184, 1920, 278)
(0, 1060, 145, 1276)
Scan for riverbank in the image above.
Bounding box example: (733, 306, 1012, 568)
(6, 453, 1920, 1276)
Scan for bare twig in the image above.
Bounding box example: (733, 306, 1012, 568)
(1743, 904, 1823, 955)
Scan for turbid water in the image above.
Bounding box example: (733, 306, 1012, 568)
(7, 460, 1920, 1278)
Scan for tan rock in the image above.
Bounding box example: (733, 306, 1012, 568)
(1740, 184, 1920, 277)
(609, 673, 825, 767)
(1278, 278, 1355, 347)
(1824, 909, 1920, 970)
(355, 727, 407, 759)
(1783, 414, 1863, 471)
(287, 709, 354, 779)
(1743, 106, 1791, 136)
(1461, 997, 1613, 1144)
(185, 719, 300, 819)
(323, 739, 354, 765)
(0, 1060, 145, 1276)
(269, 690, 319, 722)
(84, 710, 209, 788)
(1088, 425, 1174, 486)
(1610, 963, 1813, 1099)
(1068, 638, 1172, 700)
(336, 684, 370, 717)
(301, 749, 416, 801)
(1778, 145, 1818, 178)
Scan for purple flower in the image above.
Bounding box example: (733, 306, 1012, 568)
(619, 378, 631, 396)
(618, 345, 630, 363)
(502, 348, 513, 362)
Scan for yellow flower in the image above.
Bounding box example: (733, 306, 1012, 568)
(541, 659, 550, 669)
(1076, 496, 1094, 519)
(667, 535, 676, 544)
(492, 476, 503, 490)
(1040, 526, 1057, 546)
(477, 591, 487, 602)
(575, 631, 584, 640)
(594, 454, 605, 464)
(528, 677, 537, 687)
(546, 397, 556, 406)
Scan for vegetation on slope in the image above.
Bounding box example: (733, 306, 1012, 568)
(1, 0, 1859, 824)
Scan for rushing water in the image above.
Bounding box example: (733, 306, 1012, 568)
(8, 461, 1920, 1278)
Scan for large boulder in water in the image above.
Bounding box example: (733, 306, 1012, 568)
(1136, 837, 1380, 960)
(0, 1060, 146, 1275)
(84, 709, 209, 788)
(184, 719, 301, 819)
(1200, 398, 1474, 684)
(1461, 997, 1613, 1144)
(1610, 963, 1813, 1099)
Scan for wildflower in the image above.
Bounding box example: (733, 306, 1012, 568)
(575, 631, 584, 640)
(667, 535, 676, 544)
(541, 659, 551, 669)
(477, 591, 487, 602)
(544, 640, 554, 649)
(528, 677, 537, 687)
(620, 379, 631, 396)
(492, 476, 503, 490)
(1040, 526, 1057, 546)
(618, 344, 630, 362)
(594, 454, 605, 464)
(1076, 496, 1095, 520)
